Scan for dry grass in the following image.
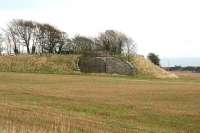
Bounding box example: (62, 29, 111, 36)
(130, 56, 178, 79)
(0, 55, 178, 79)
(0, 55, 79, 74)
(174, 71, 200, 80)
(0, 72, 200, 132)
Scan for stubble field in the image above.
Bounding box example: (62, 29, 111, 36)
(0, 72, 200, 133)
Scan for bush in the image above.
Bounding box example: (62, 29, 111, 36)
(147, 53, 160, 66)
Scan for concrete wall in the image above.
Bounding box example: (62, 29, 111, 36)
(78, 57, 106, 73)
(79, 56, 135, 75)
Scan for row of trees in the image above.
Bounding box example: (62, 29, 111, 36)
(1, 20, 68, 54)
(167, 66, 200, 73)
(0, 19, 136, 57)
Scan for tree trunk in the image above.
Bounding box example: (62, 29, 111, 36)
(32, 46, 36, 54)
(26, 46, 30, 54)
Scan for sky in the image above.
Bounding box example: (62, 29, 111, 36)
(0, 0, 200, 59)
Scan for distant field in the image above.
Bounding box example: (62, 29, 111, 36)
(0, 72, 200, 133)
(174, 71, 200, 80)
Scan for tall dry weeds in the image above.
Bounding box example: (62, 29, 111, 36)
(130, 56, 178, 79)
(0, 55, 79, 74)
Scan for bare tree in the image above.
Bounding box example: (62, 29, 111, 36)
(0, 33, 3, 54)
(5, 24, 20, 54)
(72, 35, 94, 53)
(123, 38, 137, 60)
(60, 38, 77, 54)
(8, 19, 36, 54)
(38, 24, 63, 54)
(56, 32, 68, 54)
(98, 30, 129, 55)
(2, 20, 137, 56)
(34, 23, 46, 54)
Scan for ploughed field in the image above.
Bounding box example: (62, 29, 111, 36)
(0, 72, 200, 133)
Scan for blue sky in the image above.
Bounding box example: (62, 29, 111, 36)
(0, 0, 41, 10)
(0, 0, 66, 10)
(0, 0, 200, 59)
(161, 57, 200, 67)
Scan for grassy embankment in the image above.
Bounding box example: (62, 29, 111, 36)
(0, 55, 177, 79)
(130, 56, 178, 79)
(0, 72, 199, 132)
(0, 55, 79, 74)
